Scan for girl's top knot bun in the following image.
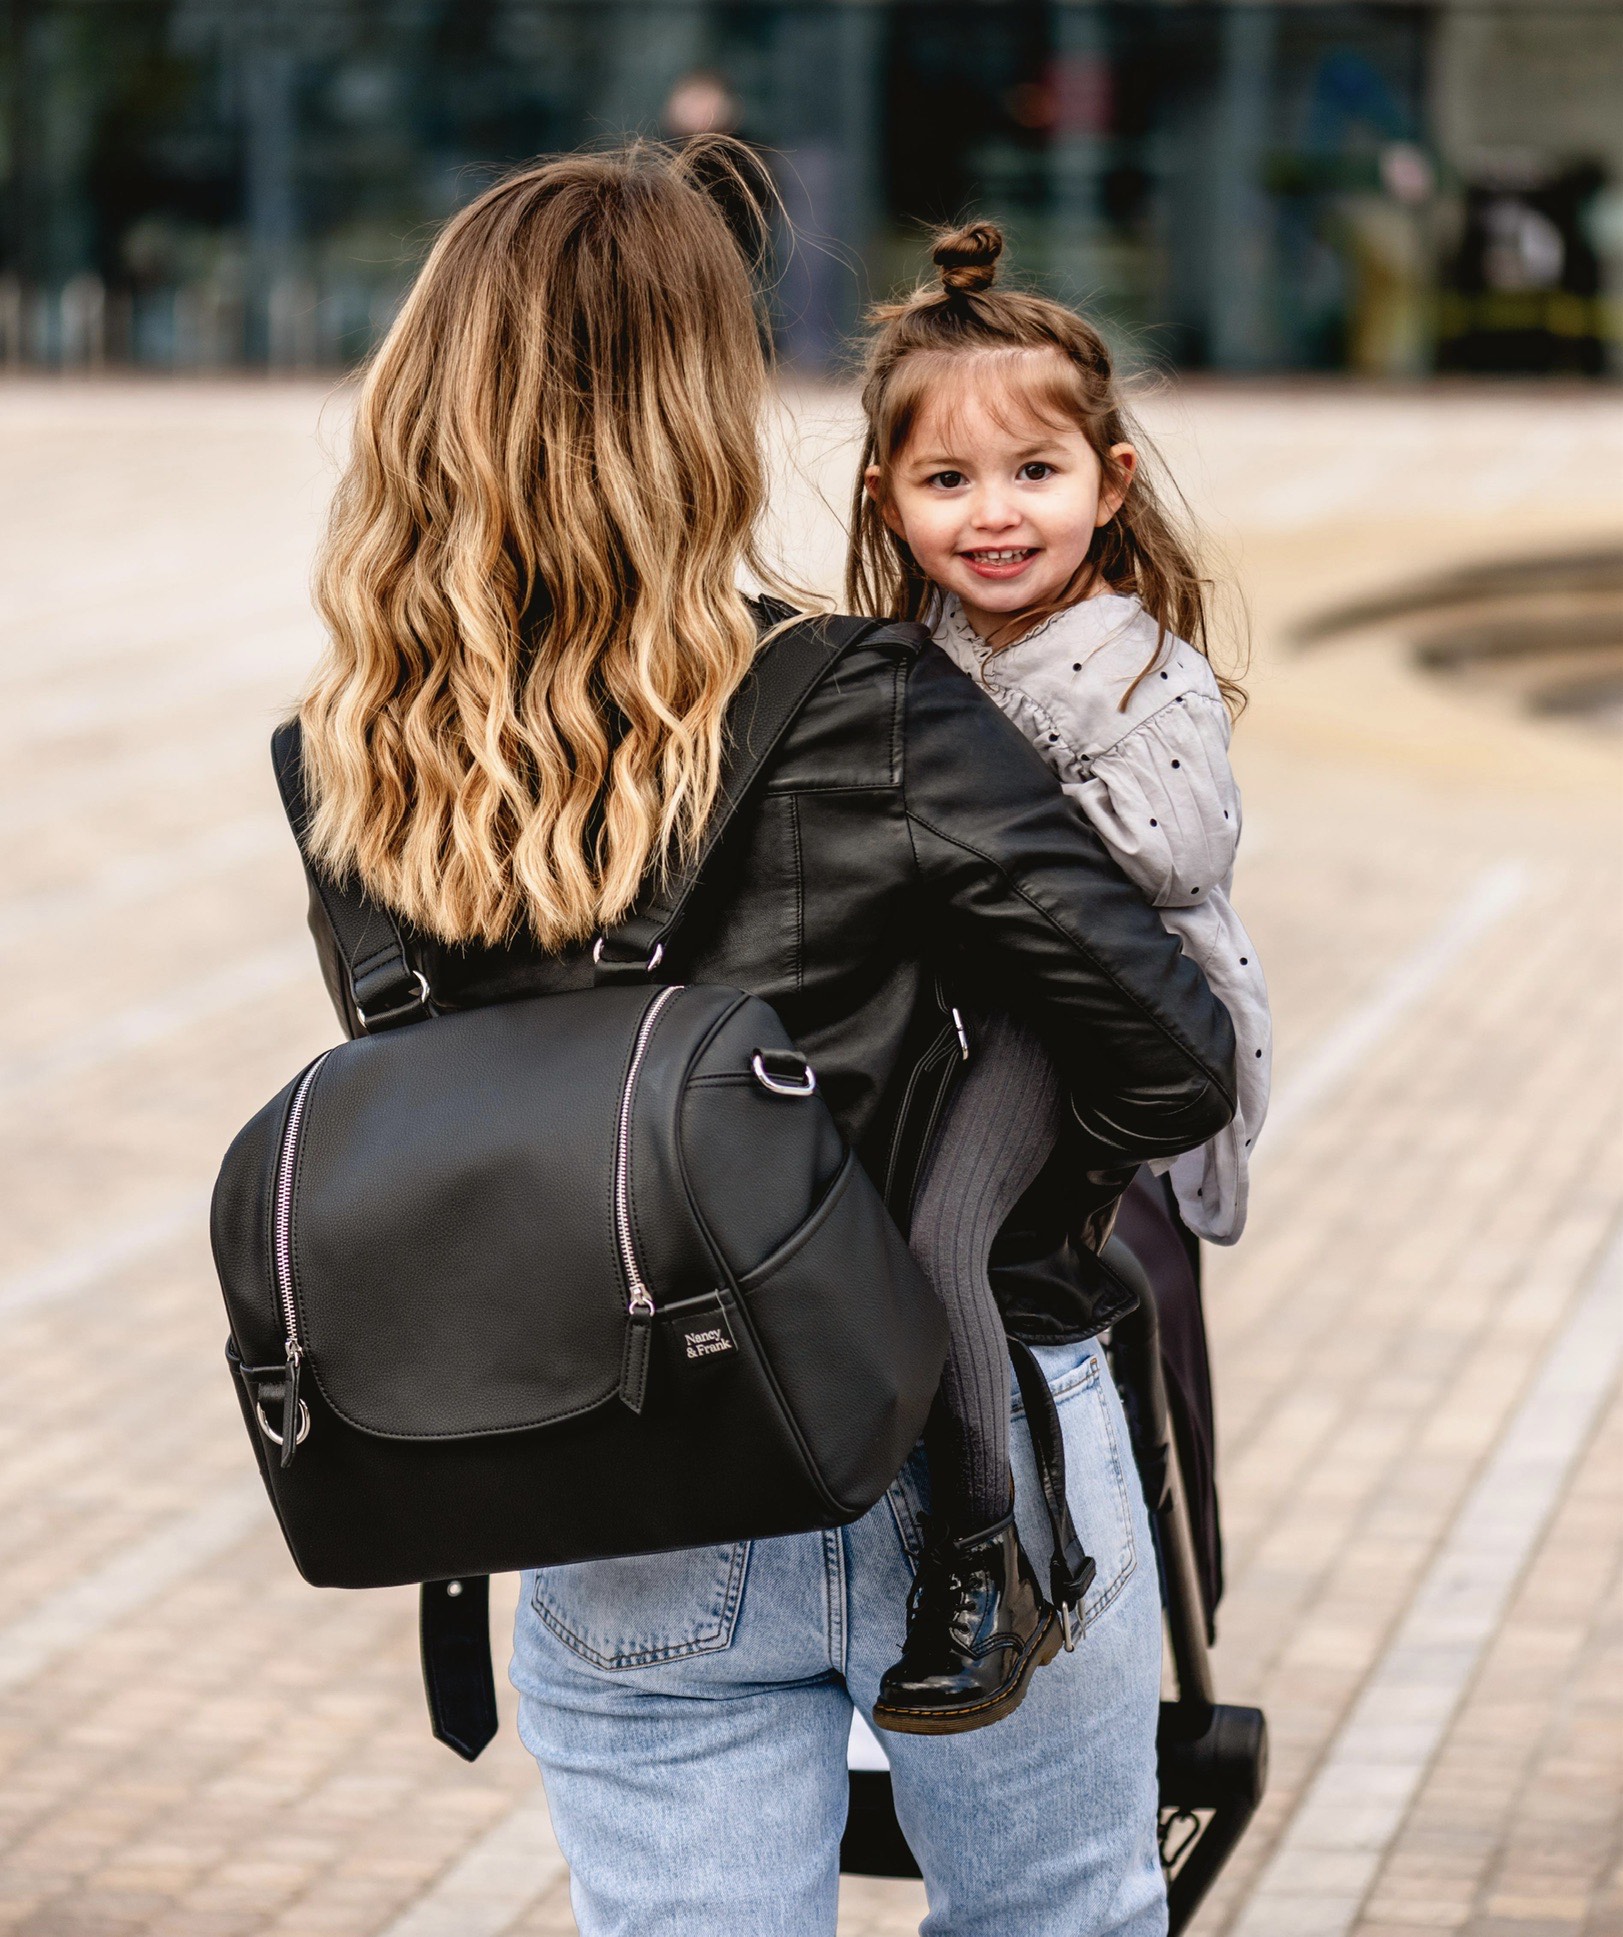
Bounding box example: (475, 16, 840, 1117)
(933, 222, 1003, 297)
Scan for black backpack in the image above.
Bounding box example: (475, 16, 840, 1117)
(209, 615, 949, 1756)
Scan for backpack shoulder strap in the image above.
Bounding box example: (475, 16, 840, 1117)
(271, 611, 888, 1025)
(271, 721, 432, 1032)
(590, 611, 885, 981)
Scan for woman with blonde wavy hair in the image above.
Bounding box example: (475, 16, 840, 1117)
(284, 137, 1237, 1934)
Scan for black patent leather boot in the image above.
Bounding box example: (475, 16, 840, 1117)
(872, 1511, 1062, 1735)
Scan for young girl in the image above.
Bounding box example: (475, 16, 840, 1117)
(851, 222, 1270, 1735)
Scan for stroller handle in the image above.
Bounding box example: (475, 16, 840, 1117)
(1102, 1236, 1214, 1725)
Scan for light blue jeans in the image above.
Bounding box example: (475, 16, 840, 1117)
(510, 1338, 1167, 1936)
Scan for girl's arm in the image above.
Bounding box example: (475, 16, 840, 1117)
(1048, 662, 1271, 1245)
(1001, 642, 1271, 1244)
(1061, 681, 1239, 912)
(900, 646, 1238, 1173)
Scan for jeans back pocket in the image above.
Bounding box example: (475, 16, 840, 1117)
(888, 1342, 1139, 1628)
(530, 1542, 752, 1670)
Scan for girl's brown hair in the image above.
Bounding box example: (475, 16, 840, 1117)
(300, 138, 786, 951)
(847, 221, 1241, 709)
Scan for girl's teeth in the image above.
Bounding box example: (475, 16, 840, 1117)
(972, 549, 1030, 562)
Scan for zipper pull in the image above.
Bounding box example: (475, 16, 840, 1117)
(950, 1006, 971, 1062)
(279, 1340, 303, 1469)
(618, 1291, 654, 1415)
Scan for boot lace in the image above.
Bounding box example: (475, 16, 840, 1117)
(905, 1517, 975, 1626)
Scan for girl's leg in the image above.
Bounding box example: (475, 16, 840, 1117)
(909, 1009, 1063, 1530)
(874, 1011, 1067, 1733)
(850, 1337, 1168, 1937)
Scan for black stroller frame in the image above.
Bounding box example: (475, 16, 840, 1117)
(839, 1237, 1268, 1933)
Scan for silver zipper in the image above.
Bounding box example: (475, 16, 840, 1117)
(273, 1051, 331, 1361)
(614, 985, 682, 1314)
(269, 991, 678, 1410)
(950, 1005, 971, 1061)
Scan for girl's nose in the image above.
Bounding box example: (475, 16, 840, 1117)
(970, 488, 1021, 532)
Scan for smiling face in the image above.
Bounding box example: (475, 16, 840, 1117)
(866, 351, 1135, 645)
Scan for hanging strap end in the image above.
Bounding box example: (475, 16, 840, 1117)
(1051, 1544, 1097, 1649)
(420, 1578, 498, 1762)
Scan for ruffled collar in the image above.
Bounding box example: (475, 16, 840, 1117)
(933, 590, 1150, 665)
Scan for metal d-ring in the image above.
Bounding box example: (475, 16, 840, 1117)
(751, 1050, 818, 1097)
(356, 967, 432, 1032)
(256, 1399, 311, 1447)
(592, 938, 665, 973)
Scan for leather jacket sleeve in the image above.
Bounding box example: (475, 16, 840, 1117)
(902, 644, 1238, 1172)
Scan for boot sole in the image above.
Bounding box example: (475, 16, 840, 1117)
(871, 1608, 1064, 1737)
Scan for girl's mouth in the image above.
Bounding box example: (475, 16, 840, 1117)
(960, 547, 1038, 580)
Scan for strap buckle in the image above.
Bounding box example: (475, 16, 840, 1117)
(751, 1050, 817, 1097)
(355, 967, 432, 1033)
(1052, 1548, 1096, 1650)
(591, 937, 665, 978)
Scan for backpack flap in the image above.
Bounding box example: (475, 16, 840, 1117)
(216, 984, 743, 1443)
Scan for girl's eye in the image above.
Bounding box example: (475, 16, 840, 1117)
(1018, 461, 1055, 482)
(927, 470, 967, 490)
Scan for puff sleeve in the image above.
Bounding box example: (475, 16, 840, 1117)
(1059, 689, 1239, 909)
(1038, 680, 1268, 1245)
(933, 597, 1271, 1244)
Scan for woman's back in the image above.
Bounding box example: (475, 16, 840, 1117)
(297, 610, 1236, 1232)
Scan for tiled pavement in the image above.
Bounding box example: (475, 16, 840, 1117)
(0, 379, 1618, 1936)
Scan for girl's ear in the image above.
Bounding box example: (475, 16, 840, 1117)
(865, 464, 905, 537)
(1097, 443, 1138, 527)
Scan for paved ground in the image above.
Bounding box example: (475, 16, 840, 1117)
(0, 378, 1618, 1937)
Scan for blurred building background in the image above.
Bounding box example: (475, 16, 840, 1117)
(1, 0, 1620, 380)
(1, 8, 1621, 1936)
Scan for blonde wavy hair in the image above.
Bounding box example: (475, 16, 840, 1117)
(300, 138, 784, 950)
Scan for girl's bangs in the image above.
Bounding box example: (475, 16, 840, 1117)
(881, 346, 1096, 460)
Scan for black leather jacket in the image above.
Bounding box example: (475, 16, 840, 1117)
(299, 621, 1237, 1342)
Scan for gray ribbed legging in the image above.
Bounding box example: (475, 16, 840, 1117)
(909, 1010, 1064, 1534)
